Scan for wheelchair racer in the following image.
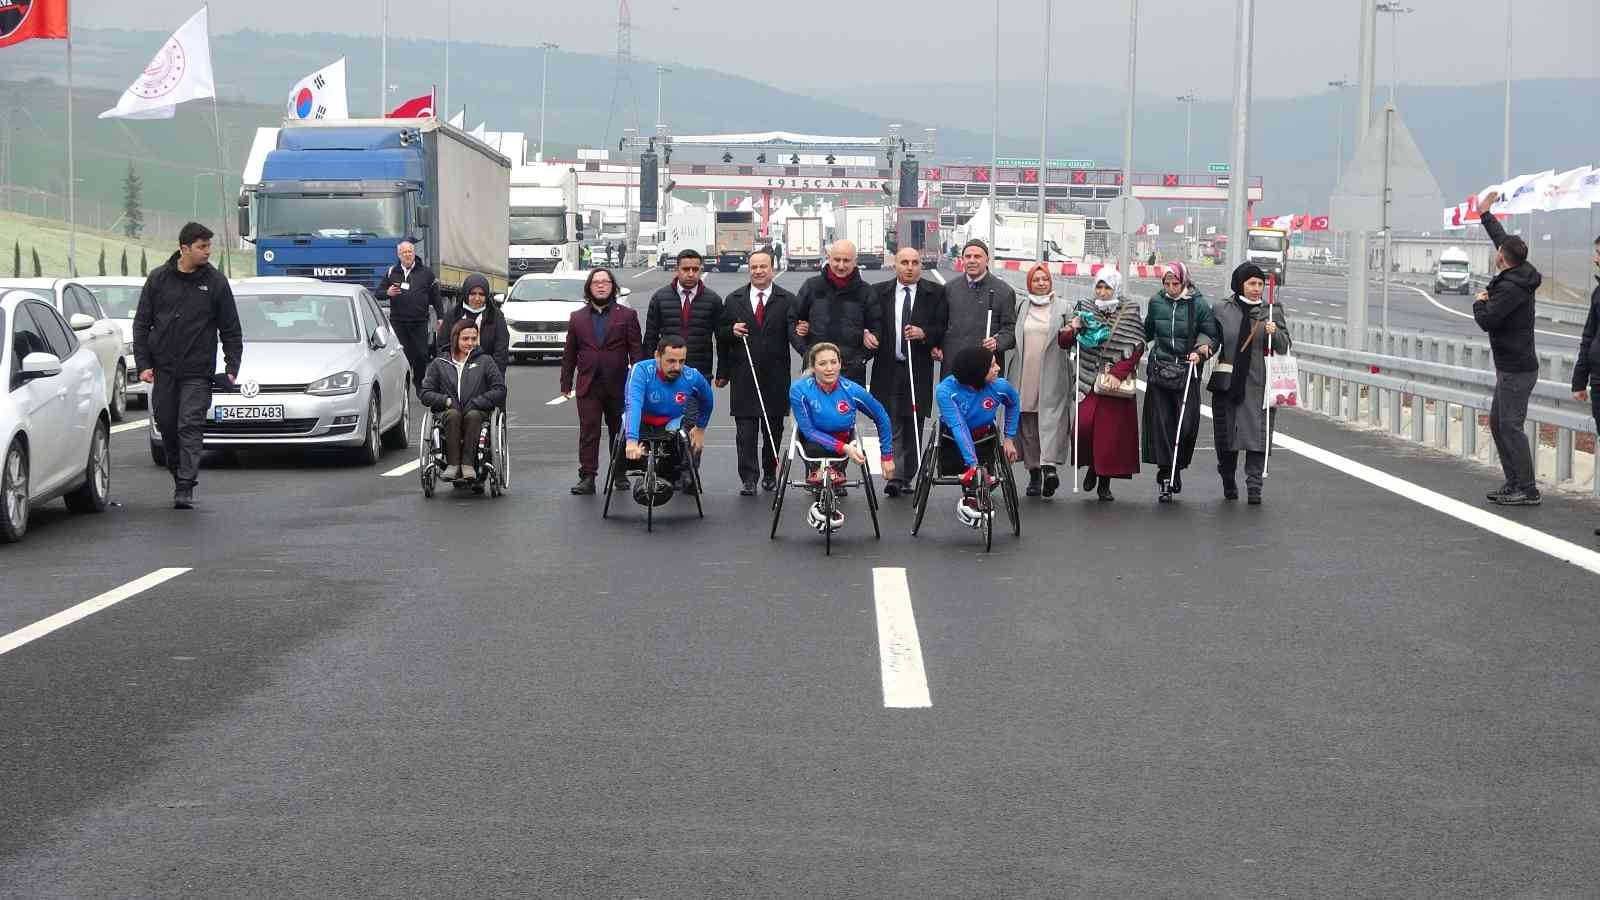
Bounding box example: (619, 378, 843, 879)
(933, 345, 1021, 526)
(622, 336, 714, 496)
(418, 319, 507, 483)
(789, 342, 895, 528)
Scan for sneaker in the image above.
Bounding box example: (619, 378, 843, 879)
(883, 479, 903, 498)
(1247, 489, 1262, 506)
(1025, 468, 1042, 497)
(1486, 483, 1516, 503)
(740, 481, 757, 496)
(570, 474, 596, 495)
(1495, 488, 1542, 506)
(1158, 481, 1173, 503)
(458, 464, 477, 482)
(761, 476, 777, 492)
(173, 488, 194, 510)
(1171, 471, 1183, 494)
(1041, 465, 1060, 498)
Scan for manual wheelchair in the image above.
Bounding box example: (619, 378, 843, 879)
(908, 421, 1021, 552)
(600, 425, 705, 532)
(768, 426, 881, 556)
(419, 406, 509, 498)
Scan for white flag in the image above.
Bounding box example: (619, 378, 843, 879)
(1546, 165, 1593, 211)
(447, 109, 465, 129)
(99, 8, 216, 120)
(286, 58, 348, 122)
(1489, 170, 1553, 215)
(1582, 167, 1600, 205)
(470, 121, 487, 139)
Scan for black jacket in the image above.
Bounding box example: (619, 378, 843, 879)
(1574, 273, 1600, 391)
(1472, 211, 1541, 373)
(132, 252, 243, 378)
(418, 348, 507, 413)
(869, 277, 947, 416)
(718, 283, 796, 418)
(789, 269, 880, 377)
(379, 260, 445, 323)
(435, 275, 510, 371)
(643, 280, 724, 378)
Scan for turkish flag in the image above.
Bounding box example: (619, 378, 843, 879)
(0, 0, 70, 48)
(1309, 215, 1330, 231)
(386, 92, 435, 118)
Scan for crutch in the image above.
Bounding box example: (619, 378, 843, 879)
(740, 333, 780, 472)
(1262, 273, 1277, 479)
(1170, 360, 1197, 482)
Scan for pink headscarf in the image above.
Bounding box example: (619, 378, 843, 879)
(1165, 261, 1191, 288)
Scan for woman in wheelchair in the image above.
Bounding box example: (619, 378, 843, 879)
(790, 343, 896, 490)
(934, 346, 1021, 524)
(419, 319, 507, 483)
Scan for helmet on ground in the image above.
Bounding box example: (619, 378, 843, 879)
(807, 501, 846, 533)
(633, 475, 674, 506)
(956, 495, 989, 529)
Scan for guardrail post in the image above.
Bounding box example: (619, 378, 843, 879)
(1526, 419, 1540, 481)
(1434, 400, 1450, 449)
(1388, 389, 1401, 434)
(1461, 406, 1477, 459)
(1410, 394, 1425, 442)
(1556, 427, 1573, 484)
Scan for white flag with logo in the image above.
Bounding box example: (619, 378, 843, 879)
(99, 7, 216, 120)
(286, 58, 349, 121)
(1545, 165, 1593, 211)
(1582, 167, 1600, 205)
(1488, 170, 1553, 215)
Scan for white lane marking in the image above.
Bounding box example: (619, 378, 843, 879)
(860, 435, 884, 475)
(872, 567, 931, 709)
(110, 418, 149, 435)
(545, 395, 570, 406)
(381, 459, 422, 477)
(631, 269, 656, 280)
(0, 568, 192, 657)
(930, 269, 947, 286)
(1397, 284, 1579, 341)
(1139, 377, 1600, 578)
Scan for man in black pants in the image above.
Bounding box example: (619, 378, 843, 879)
(379, 240, 444, 394)
(1473, 191, 1543, 507)
(1572, 234, 1600, 532)
(132, 222, 243, 509)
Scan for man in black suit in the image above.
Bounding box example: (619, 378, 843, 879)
(643, 248, 724, 491)
(871, 247, 947, 496)
(719, 249, 795, 495)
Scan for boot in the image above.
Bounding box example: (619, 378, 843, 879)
(1041, 465, 1060, 498)
(1025, 468, 1042, 497)
(1096, 476, 1114, 502)
(1082, 468, 1097, 493)
(1220, 472, 1239, 501)
(571, 473, 596, 495)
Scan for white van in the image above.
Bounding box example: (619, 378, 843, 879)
(1434, 246, 1472, 295)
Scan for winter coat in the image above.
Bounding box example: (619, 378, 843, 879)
(1144, 288, 1220, 362)
(1473, 211, 1541, 373)
(132, 252, 243, 378)
(1006, 295, 1076, 467)
(418, 348, 507, 414)
(435, 276, 510, 370)
(940, 270, 1017, 379)
(1209, 296, 1291, 453)
(718, 282, 797, 419)
(870, 277, 948, 417)
(643, 280, 724, 378)
(788, 268, 880, 379)
(378, 260, 444, 323)
(1573, 273, 1600, 391)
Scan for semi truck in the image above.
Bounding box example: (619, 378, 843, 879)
(1434, 246, 1472, 294)
(714, 211, 757, 272)
(833, 206, 886, 269)
(660, 207, 713, 269)
(239, 118, 511, 298)
(893, 207, 942, 269)
(1245, 226, 1291, 286)
(783, 217, 824, 270)
(990, 214, 1087, 262)
(509, 162, 582, 276)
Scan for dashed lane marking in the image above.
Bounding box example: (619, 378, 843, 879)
(872, 567, 931, 709)
(545, 395, 570, 406)
(0, 568, 192, 657)
(930, 270, 947, 286)
(381, 459, 422, 477)
(110, 419, 149, 435)
(631, 270, 657, 280)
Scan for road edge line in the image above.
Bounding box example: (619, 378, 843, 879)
(0, 567, 193, 657)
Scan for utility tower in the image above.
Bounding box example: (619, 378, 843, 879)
(603, 0, 640, 151)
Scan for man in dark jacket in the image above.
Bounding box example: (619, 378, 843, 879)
(1473, 193, 1543, 507)
(871, 247, 947, 495)
(132, 222, 243, 509)
(789, 239, 880, 384)
(940, 239, 1016, 379)
(643, 248, 724, 489)
(561, 267, 642, 494)
(379, 240, 445, 394)
(436, 274, 510, 372)
(720, 249, 795, 494)
(1573, 235, 1600, 532)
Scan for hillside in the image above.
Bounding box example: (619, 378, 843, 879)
(0, 210, 254, 278)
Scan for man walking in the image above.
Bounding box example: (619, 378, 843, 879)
(721, 249, 795, 495)
(1572, 234, 1600, 532)
(940, 239, 1016, 379)
(1474, 191, 1543, 507)
(561, 268, 641, 494)
(132, 222, 242, 510)
(643, 249, 724, 490)
(379, 240, 444, 393)
(789, 239, 880, 384)
(871, 247, 947, 496)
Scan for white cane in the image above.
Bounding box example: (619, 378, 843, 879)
(1262, 275, 1277, 480)
(1171, 360, 1196, 480)
(1069, 314, 1079, 493)
(904, 336, 924, 467)
(740, 332, 780, 472)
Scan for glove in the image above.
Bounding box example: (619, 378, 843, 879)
(960, 466, 979, 488)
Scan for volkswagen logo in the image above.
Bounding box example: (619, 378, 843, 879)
(240, 380, 260, 398)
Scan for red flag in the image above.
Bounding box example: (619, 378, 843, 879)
(387, 92, 435, 118)
(0, 0, 70, 48)
(1309, 215, 1330, 231)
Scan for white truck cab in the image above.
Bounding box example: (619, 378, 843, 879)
(1434, 246, 1472, 295)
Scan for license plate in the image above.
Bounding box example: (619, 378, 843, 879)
(519, 332, 565, 345)
(214, 405, 285, 421)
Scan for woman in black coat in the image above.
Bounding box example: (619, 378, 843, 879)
(435, 273, 510, 371)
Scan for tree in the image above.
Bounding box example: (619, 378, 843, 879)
(11, 241, 18, 277)
(139, 248, 148, 275)
(120, 248, 129, 276)
(97, 246, 107, 276)
(31, 248, 41, 277)
(122, 163, 145, 239)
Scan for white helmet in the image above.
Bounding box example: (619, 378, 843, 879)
(807, 501, 846, 533)
(956, 496, 990, 529)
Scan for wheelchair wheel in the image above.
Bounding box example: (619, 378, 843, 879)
(860, 459, 881, 539)
(998, 455, 1021, 537)
(821, 477, 836, 557)
(909, 440, 937, 537)
(418, 416, 435, 498)
(644, 444, 657, 533)
(976, 469, 995, 553)
(493, 409, 509, 492)
(602, 434, 623, 520)
(683, 432, 704, 520)
(769, 453, 791, 539)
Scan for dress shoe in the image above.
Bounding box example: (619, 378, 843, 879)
(761, 476, 777, 492)
(740, 481, 757, 496)
(1247, 489, 1262, 505)
(173, 488, 194, 510)
(1041, 465, 1060, 498)
(1025, 468, 1042, 497)
(883, 479, 903, 497)
(571, 474, 596, 495)
(1082, 468, 1097, 492)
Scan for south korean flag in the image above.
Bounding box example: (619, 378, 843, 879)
(287, 58, 349, 121)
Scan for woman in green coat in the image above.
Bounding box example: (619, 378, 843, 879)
(1141, 262, 1220, 502)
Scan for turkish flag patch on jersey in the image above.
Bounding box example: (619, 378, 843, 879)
(982, 397, 997, 410)
(674, 392, 687, 405)
(836, 400, 851, 413)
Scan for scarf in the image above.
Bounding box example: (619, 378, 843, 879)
(825, 267, 854, 290)
(1225, 296, 1268, 403)
(1072, 298, 1143, 391)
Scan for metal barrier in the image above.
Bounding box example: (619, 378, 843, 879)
(1290, 341, 1598, 496)
(1290, 319, 1582, 386)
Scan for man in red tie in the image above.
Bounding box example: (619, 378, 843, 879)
(719, 248, 797, 494)
(643, 248, 724, 491)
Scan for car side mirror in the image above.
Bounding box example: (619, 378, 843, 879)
(238, 207, 252, 240)
(68, 313, 96, 331)
(20, 351, 63, 380)
(619, 286, 632, 298)
(415, 205, 430, 227)
(370, 330, 388, 350)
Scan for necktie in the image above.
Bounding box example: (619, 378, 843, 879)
(899, 286, 913, 361)
(681, 289, 692, 331)
(754, 290, 766, 328)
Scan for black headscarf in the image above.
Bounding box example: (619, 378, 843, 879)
(952, 345, 995, 390)
(1230, 262, 1266, 297)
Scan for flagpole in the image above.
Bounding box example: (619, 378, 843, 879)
(381, 0, 389, 115)
(204, 2, 232, 276)
(443, 0, 451, 120)
(66, 9, 77, 275)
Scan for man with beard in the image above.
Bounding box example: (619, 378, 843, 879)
(788, 239, 880, 385)
(622, 337, 714, 497)
(939, 238, 1016, 379)
(720, 249, 795, 495)
(561, 267, 642, 495)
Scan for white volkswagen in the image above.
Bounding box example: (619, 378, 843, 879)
(0, 288, 112, 542)
(501, 272, 630, 363)
(0, 278, 130, 423)
(77, 276, 150, 410)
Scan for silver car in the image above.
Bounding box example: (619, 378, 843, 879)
(147, 279, 411, 466)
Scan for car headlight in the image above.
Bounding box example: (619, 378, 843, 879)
(306, 371, 360, 396)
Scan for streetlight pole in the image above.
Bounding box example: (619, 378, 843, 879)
(1177, 93, 1196, 261)
(656, 65, 671, 131)
(1117, 0, 1140, 272)
(1501, 0, 1511, 181)
(442, 0, 451, 118)
(988, 0, 999, 248)
(380, 0, 388, 115)
(1347, 0, 1379, 351)
(1223, 0, 1254, 271)
(537, 42, 558, 162)
(1328, 78, 1351, 260)
(1034, 0, 1052, 263)
(1376, 2, 1414, 105)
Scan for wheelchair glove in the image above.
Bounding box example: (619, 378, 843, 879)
(959, 466, 996, 489)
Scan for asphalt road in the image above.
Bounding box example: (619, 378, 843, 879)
(3, 264, 1600, 897)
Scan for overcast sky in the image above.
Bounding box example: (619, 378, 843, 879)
(75, 0, 1597, 101)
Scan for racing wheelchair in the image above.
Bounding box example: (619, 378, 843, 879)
(908, 421, 1020, 552)
(600, 425, 705, 532)
(419, 406, 509, 498)
(768, 426, 881, 556)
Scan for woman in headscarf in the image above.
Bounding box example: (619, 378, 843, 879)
(1209, 262, 1291, 504)
(1007, 262, 1077, 498)
(1062, 268, 1145, 501)
(1141, 261, 1220, 502)
(436, 273, 510, 371)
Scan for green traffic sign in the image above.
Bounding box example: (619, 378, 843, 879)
(1207, 163, 1231, 173)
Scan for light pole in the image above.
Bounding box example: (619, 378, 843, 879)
(442, 0, 451, 118)
(1224, 0, 1254, 270)
(1346, 0, 1379, 350)
(655, 65, 671, 130)
(988, 0, 999, 248)
(1034, 0, 1052, 263)
(1501, 0, 1511, 180)
(380, 0, 388, 115)
(537, 42, 558, 162)
(1177, 93, 1196, 261)
(1328, 78, 1351, 260)
(1376, 2, 1414, 105)
(1117, 0, 1140, 272)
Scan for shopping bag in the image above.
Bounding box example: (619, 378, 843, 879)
(1263, 352, 1299, 408)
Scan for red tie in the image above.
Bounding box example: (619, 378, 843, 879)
(754, 290, 766, 327)
(680, 289, 692, 331)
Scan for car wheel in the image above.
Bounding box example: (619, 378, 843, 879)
(382, 385, 412, 450)
(110, 364, 128, 422)
(353, 393, 382, 465)
(65, 420, 111, 513)
(150, 441, 167, 467)
(1, 439, 28, 543)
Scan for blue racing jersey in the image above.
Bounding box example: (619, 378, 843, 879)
(624, 359, 714, 440)
(935, 375, 1021, 467)
(788, 374, 894, 460)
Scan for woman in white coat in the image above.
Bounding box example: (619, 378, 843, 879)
(1007, 262, 1077, 498)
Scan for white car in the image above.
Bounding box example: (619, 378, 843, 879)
(76, 275, 149, 409)
(501, 272, 631, 363)
(0, 278, 130, 422)
(1, 288, 112, 542)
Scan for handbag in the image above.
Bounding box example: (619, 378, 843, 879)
(1145, 297, 1194, 392)
(1090, 304, 1137, 398)
(1207, 319, 1258, 393)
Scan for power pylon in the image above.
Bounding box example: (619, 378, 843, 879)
(602, 0, 640, 150)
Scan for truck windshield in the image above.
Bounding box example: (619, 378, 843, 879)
(1440, 261, 1469, 273)
(510, 215, 566, 244)
(259, 194, 406, 239)
(1249, 235, 1286, 252)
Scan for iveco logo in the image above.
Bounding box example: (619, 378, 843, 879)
(313, 267, 347, 277)
(240, 380, 260, 398)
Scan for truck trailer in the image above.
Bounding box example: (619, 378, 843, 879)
(833, 206, 886, 269)
(714, 211, 757, 272)
(893, 208, 942, 270)
(783, 217, 824, 270)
